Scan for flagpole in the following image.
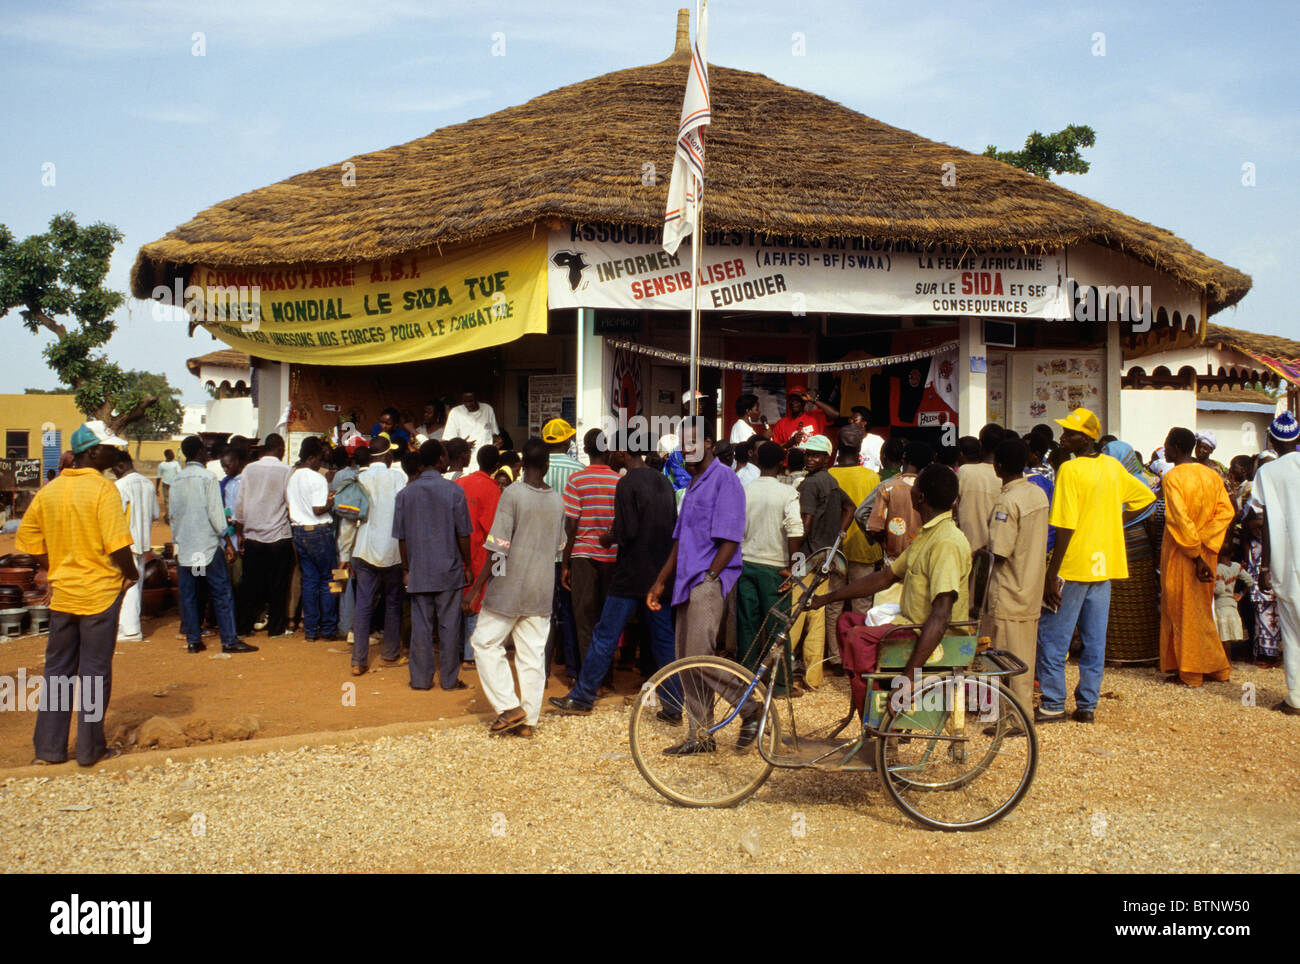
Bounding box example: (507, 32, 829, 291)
(689, 171, 702, 418)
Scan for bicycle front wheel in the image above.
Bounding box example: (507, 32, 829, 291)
(629, 655, 779, 808)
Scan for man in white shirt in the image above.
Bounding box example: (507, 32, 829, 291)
(350, 436, 407, 674)
(1252, 412, 1300, 717)
(442, 391, 501, 451)
(287, 436, 340, 642)
(112, 450, 159, 642)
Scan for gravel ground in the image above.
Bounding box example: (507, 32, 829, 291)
(2, 663, 1297, 873)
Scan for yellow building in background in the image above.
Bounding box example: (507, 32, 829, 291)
(0, 393, 84, 471)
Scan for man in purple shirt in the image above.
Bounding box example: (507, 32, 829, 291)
(648, 420, 752, 755)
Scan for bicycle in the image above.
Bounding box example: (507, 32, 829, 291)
(628, 534, 1038, 830)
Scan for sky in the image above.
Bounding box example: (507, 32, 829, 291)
(2, 0, 1295, 403)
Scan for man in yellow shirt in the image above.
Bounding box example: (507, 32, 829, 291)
(17, 421, 139, 767)
(827, 425, 882, 669)
(812, 464, 971, 711)
(1037, 408, 1155, 724)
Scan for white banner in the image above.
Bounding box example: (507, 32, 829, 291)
(548, 225, 1069, 319)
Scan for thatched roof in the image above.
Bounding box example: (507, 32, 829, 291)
(131, 25, 1250, 315)
(186, 349, 251, 377)
(1206, 324, 1300, 362)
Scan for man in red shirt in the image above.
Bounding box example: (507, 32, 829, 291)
(456, 445, 503, 664)
(562, 429, 621, 677)
(771, 385, 838, 447)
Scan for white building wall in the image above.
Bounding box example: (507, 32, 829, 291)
(1197, 408, 1274, 459)
(1120, 388, 1197, 459)
(204, 397, 257, 436)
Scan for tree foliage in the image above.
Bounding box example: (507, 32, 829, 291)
(984, 124, 1096, 179)
(0, 212, 178, 434)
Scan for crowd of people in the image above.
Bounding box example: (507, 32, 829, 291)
(14, 384, 1300, 765)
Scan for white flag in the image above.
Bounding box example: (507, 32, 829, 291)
(662, 0, 710, 256)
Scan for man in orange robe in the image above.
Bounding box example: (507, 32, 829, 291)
(1159, 427, 1237, 686)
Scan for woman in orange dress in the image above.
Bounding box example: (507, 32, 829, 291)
(1159, 427, 1237, 686)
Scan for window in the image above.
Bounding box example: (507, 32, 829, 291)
(5, 431, 29, 459)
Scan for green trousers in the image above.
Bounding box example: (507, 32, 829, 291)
(736, 562, 795, 694)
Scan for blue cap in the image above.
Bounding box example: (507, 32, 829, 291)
(1268, 412, 1300, 443)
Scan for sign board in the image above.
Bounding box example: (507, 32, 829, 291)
(185, 229, 549, 365)
(528, 375, 576, 440)
(0, 458, 41, 490)
(549, 224, 1069, 319)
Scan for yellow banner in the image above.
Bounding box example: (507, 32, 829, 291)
(188, 229, 548, 365)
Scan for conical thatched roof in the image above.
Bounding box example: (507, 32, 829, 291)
(131, 47, 1251, 315)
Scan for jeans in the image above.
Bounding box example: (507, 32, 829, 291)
(293, 525, 339, 638)
(178, 549, 239, 647)
(1036, 578, 1111, 712)
(550, 562, 578, 674)
(569, 595, 676, 707)
(463, 610, 478, 661)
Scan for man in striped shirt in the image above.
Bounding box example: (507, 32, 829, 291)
(543, 418, 583, 680)
(562, 429, 620, 678)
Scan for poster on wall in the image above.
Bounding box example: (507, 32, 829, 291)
(528, 374, 576, 439)
(1013, 351, 1104, 433)
(548, 224, 1069, 319)
(987, 353, 1008, 427)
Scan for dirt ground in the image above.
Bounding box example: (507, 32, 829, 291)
(0, 524, 633, 767)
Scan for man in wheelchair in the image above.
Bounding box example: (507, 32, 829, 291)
(810, 463, 971, 709)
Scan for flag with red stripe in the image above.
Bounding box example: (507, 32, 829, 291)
(663, 0, 710, 256)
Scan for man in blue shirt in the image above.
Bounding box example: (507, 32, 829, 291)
(393, 439, 473, 691)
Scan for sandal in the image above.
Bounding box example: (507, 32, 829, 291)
(489, 708, 527, 734)
(512, 725, 535, 739)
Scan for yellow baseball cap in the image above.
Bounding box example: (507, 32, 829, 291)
(1055, 407, 1101, 440)
(542, 418, 575, 444)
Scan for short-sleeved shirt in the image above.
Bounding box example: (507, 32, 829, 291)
(798, 468, 853, 555)
(889, 510, 971, 633)
(457, 470, 502, 610)
(771, 409, 828, 446)
(730, 419, 758, 444)
(441, 403, 499, 450)
(563, 465, 619, 563)
(288, 467, 331, 525)
(354, 463, 405, 568)
(742, 475, 803, 569)
(157, 460, 181, 488)
(671, 456, 746, 606)
(957, 462, 1002, 551)
(234, 456, 292, 543)
(483, 482, 567, 617)
(1050, 453, 1155, 582)
(608, 467, 677, 598)
(392, 473, 472, 592)
(17, 467, 134, 615)
(864, 472, 921, 560)
(986, 477, 1050, 620)
(829, 465, 882, 565)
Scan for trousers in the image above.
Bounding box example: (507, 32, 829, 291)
(34, 594, 123, 765)
(117, 551, 144, 638)
(410, 589, 462, 689)
(351, 557, 404, 665)
(472, 607, 551, 725)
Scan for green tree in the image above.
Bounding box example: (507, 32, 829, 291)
(118, 370, 183, 443)
(984, 124, 1096, 178)
(0, 212, 168, 433)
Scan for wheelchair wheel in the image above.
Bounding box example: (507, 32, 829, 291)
(630, 656, 780, 808)
(875, 674, 1036, 831)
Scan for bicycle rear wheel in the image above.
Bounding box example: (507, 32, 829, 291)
(630, 656, 779, 808)
(876, 675, 1036, 830)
